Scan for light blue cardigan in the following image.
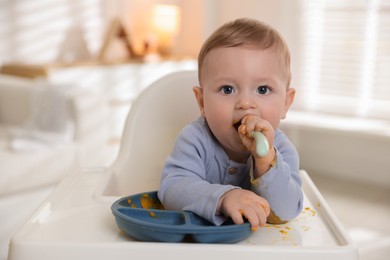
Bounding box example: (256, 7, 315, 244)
(158, 117, 303, 225)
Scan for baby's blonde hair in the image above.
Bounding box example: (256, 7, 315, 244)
(198, 18, 291, 87)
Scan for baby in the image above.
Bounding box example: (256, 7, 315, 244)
(158, 18, 303, 231)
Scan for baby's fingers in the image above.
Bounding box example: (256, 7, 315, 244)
(241, 202, 269, 230)
(230, 210, 245, 225)
(253, 204, 268, 227)
(240, 208, 260, 231)
(256, 198, 271, 217)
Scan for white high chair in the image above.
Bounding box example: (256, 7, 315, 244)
(8, 71, 358, 260)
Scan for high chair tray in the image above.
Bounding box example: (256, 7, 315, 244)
(8, 169, 358, 260)
(112, 191, 251, 243)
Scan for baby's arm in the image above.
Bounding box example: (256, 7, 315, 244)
(238, 116, 303, 223)
(251, 137, 303, 223)
(217, 189, 270, 231)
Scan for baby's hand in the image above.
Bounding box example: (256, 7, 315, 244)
(237, 115, 274, 155)
(218, 189, 270, 231)
(238, 115, 276, 176)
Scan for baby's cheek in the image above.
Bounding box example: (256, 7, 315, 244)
(262, 113, 281, 131)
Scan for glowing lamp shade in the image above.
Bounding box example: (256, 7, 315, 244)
(151, 4, 180, 55)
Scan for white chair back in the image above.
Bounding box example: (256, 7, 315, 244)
(110, 70, 200, 195)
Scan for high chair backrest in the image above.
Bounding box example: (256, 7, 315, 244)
(111, 70, 200, 195)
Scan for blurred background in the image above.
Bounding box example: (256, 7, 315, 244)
(0, 0, 389, 259)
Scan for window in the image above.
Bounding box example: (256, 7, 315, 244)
(298, 0, 390, 120)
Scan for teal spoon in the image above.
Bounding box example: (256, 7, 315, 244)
(251, 131, 269, 157)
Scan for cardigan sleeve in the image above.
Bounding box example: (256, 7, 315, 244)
(158, 119, 237, 225)
(250, 129, 303, 223)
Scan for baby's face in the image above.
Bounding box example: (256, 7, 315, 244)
(194, 46, 294, 159)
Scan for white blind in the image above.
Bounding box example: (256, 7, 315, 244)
(299, 0, 390, 120)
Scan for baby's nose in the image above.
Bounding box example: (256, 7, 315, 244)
(235, 94, 257, 110)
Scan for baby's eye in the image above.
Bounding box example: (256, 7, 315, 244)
(257, 85, 271, 95)
(220, 85, 235, 95)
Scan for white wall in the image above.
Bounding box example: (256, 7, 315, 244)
(0, 0, 108, 64)
(0, 0, 304, 66)
(0, 0, 208, 64)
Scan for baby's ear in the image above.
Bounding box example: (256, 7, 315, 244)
(282, 88, 296, 119)
(193, 86, 205, 116)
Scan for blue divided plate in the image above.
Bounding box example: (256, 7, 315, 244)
(111, 191, 252, 243)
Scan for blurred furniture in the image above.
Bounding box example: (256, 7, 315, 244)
(0, 75, 79, 195)
(0, 58, 197, 153)
(0, 59, 197, 260)
(280, 111, 390, 189)
(0, 75, 79, 259)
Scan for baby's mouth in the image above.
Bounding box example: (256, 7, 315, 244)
(233, 120, 241, 132)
